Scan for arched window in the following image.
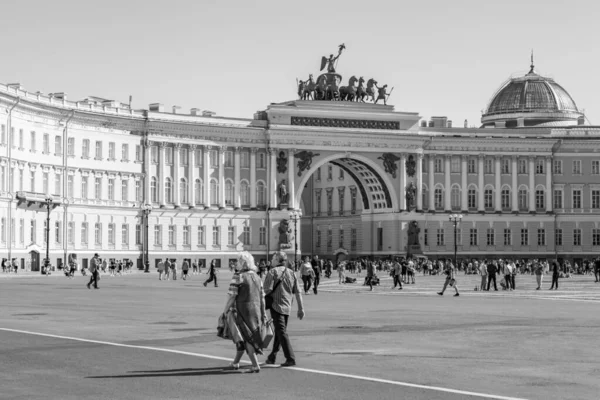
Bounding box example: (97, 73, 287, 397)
(451, 186, 461, 210)
(257, 182, 266, 206)
(151, 177, 157, 203)
(180, 178, 188, 204)
(518, 189, 528, 211)
(468, 188, 477, 209)
(210, 179, 219, 205)
(195, 179, 203, 205)
(434, 188, 443, 210)
(240, 181, 249, 206)
(484, 188, 493, 209)
(225, 180, 233, 206)
(501, 188, 511, 210)
(165, 178, 172, 204)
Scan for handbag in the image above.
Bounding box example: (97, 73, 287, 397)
(265, 271, 284, 310)
(260, 319, 274, 348)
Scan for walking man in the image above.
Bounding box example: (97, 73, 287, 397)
(164, 258, 171, 280)
(264, 251, 305, 367)
(203, 260, 218, 287)
(534, 259, 544, 290)
(438, 260, 459, 297)
(171, 259, 177, 281)
(365, 258, 375, 291)
(87, 253, 100, 289)
(486, 260, 498, 291)
(300, 256, 313, 294)
(549, 260, 560, 290)
(391, 258, 403, 290)
(503, 260, 513, 290)
(311, 256, 322, 295)
(594, 257, 600, 283)
(157, 259, 165, 280)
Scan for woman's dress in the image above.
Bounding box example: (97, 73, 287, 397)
(229, 270, 264, 352)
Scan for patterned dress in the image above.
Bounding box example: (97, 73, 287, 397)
(228, 270, 265, 353)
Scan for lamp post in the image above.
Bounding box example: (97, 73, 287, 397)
(142, 203, 152, 272)
(44, 195, 53, 273)
(449, 214, 463, 269)
(290, 210, 300, 269)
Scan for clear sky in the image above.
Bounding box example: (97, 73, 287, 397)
(1, 0, 598, 126)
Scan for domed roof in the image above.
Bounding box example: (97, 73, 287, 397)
(481, 60, 583, 128)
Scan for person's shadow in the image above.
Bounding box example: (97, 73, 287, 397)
(86, 366, 256, 379)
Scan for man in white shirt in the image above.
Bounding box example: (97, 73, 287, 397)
(300, 256, 314, 294)
(503, 260, 513, 290)
(157, 259, 165, 280)
(478, 261, 487, 291)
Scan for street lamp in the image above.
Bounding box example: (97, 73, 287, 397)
(289, 210, 301, 269)
(448, 214, 463, 269)
(142, 203, 152, 273)
(44, 195, 53, 274)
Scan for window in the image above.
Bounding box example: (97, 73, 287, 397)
(350, 188, 357, 214)
(240, 182, 249, 207)
(259, 227, 266, 245)
(572, 189, 582, 209)
(225, 181, 233, 206)
(553, 160, 562, 175)
(151, 146, 158, 163)
(484, 159, 493, 174)
(451, 157, 460, 173)
(28, 170, 35, 191)
(165, 178, 172, 204)
(434, 188, 443, 210)
(228, 226, 235, 246)
(593, 229, 600, 246)
(241, 151, 249, 168)
(316, 229, 321, 248)
(242, 226, 250, 245)
(468, 188, 477, 209)
(424, 228, 428, 246)
(467, 159, 476, 174)
(195, 179, 203, 205)
(537, 229, 545, 246)
(518, 189, 528, 211)
(19, 218, 24, 244)
(0, 125, 4, 145)
(437, 228, 444, 246)
(327, 165, 333, 180)
(68, 137, 74, 156)
(555, 229, 562, 246)
(108, 179, 115, 200)
(469, 228, 477, 246)
(122, 224, 129, 245)
(592, 190, 600, 209)
(212, 226, 220, 246)
(535, 159, 544, 174)
(135, 180, 142, 202)
(121, 144, 129, 161)
(135, 224, 141, 245)
(339, 167, 344, 180)
(257, 152, 265, 169)
(501, 159, 510, 174)
(451, 186, 460, 210)
(316, 167, 321, 181)
(168, 225, 175, 246)
(54, 221, 62, 244)
(535, 190, 545, 210)
(592, 160, 600, 175)
(210, 179, 219, 205)
(350, 228, 357, 250)
(135, 144, 142, 162)
(43, 133, 49, 154)
(486, 228, 494, 246)
(210, 149, 218, 167)
(224, 151, 233, 167)
(151, 177, 158, 203)
(553, 189, 563, 209)
(30, 131, 36, 152)
(434, 158, 443, 173)
(327, 228, 333, 250)
(108, 223, 115, 245)
(19, 169, 23, 191)
(178, 147, 187, 166)
(166, 147, 174, 165)
(42, 172, 49, 194)
(183, 225, 190, 246)
(198, 226, 205, 246)
(518, 159, 527, 174)
(520, 229, 528, 246)
(95, 223, 102, 245)
(484, 189, 493, 209)
(121, 180, 128, 201)
(326, 189, 333, 216)
(573, 160, 582, 175)
(501, 189, 510, 210)
(95, 177, 102, 200)
(503, 228, 511, 246)
(54, 174, 61, 196)
(95, 141, 102, 159)
(339, 228, 344, 248)
(81, 139, 89, 158)
(181, 178, 189, 204)
(257, 182, 266, 206)
(81, 177, 88, 199)
(573, 228, 581, 246)
(154, 225, 162, 246)
(55, 136, 62, 156)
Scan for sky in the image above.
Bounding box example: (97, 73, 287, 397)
(1, 0, 599, 126)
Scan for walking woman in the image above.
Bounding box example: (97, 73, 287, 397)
(220, 251, 267, 373)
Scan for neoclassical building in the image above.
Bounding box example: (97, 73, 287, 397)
(1, 61, 599, 271)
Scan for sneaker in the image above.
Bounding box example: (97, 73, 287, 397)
(280, 360, 296, 367)
(203, 282, 207, 287)
(454, 293, 459, 297)
(265, 358, 276, 365)
(437, 292, 443, 296)
(398, 287, 403, 290)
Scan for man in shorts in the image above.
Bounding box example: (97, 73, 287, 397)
(438, 260, 459, 297)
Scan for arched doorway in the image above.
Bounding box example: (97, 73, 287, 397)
(334, 248, 349, 263)
(29, 250, 40, 272)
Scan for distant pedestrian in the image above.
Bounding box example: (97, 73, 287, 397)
(549, 260, 560, 290)
(171, 259, 177, 281)
(594, 258, 600, 283)
(182, 259, 189, 280)
(87, 253, 100, 289)
(164, 259, 171, 280)
(438, 260, 459, 297)
(365, 258, 375, 291)
(391, 258, 402, 290)
(486, 260, 498, 291)
(300, 256, 313, 294)
(311, 256, 322, 295)
(534, 260, 544, 290)
(192, 261, 198, 275)
(204, 259, 218, 287)
(338, 261, 346, 284)
(157, 259, 165, 280)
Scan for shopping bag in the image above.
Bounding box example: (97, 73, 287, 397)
(260, 319, 274, 348)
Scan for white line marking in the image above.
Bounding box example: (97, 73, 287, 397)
(0, 327, 529, 400)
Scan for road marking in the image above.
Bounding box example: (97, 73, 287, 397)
(0, 327, 528, 400)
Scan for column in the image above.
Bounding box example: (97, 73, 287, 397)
(218, 146, 226, 209)
(477, 154, 484, 213)
(159, 143, 166, 207)
(428, 155, 434, 211)
(495, 155, 501, 212)
(144, 139, 151, 204)
(269, 148, 277, 208)
(250, 148, 257, 209)
(234, 147, 241, 209)
(287, 148, 295, 210)
(204, 146, 211, 208)
(511, 156, 518, 213)
(189, 145, 196, 208)
(416, 154, 423, 211)
(399, 153, 406, 210)
(444, 155, 451, 211)
(528, 156, 535, 212)
(461, 155, 468, 212)
(173, 144, 181, 207)
(546, 156, 552, 213)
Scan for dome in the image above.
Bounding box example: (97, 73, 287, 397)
(481, 62, 584, 128)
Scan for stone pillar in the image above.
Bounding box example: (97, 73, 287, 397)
(461, 155, 468, 212)
(189, 145, 196, 208)
(250, 148, 257, 209)
(234, 147, 241, 209)
(218, 146, 226, 209)
(204, 146, 211, 209)
(144, 140, 151, 204)
(511, 156, 518, 213)
(528, 156, 535, 212)
(159, 143, 166, 207)
(546, 156, 552, 213)
(444, 154, 451, 211)
(477, 154, 484, 213)
(173, 144, 181, 207)
(399, 153, 406, 211)
(287, 149, 295, 210)
(416, 154, 423, 211)
(269, 148, 277, 209)
(495, 155, 501, 212)
(428, 155, 434, 211)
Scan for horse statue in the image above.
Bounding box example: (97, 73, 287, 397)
(302, 74, 316, 100)
(356, 76, 367, 102)
(339, 75, 358, 101)
(314, 75, 328, 100)
(327, 78, 341, 101)
(365, 79, 377, 103)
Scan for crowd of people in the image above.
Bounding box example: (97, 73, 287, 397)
(1, 258, 19, 274)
